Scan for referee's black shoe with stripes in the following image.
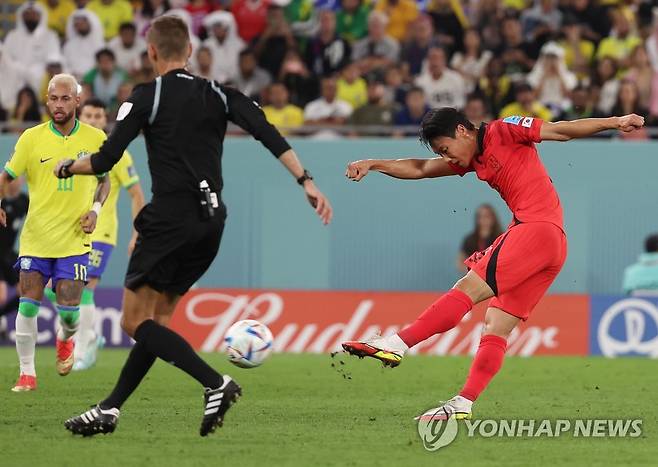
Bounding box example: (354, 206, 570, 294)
(200, 375, 242, 437)
(64, 405, 120, 436)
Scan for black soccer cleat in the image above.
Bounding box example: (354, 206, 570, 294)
(200, 375, 242, 437)
(64, 404, 120, 437)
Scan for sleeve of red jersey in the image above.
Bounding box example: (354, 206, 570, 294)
(497, 116, 543, 144)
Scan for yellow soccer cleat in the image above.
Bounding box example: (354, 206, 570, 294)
(341, 340, 403, 367)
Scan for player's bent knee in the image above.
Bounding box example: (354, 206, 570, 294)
(482, 307, 520, 338)
(454, 271, 494, 304)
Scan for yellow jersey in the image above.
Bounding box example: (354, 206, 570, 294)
(92, 151, 139, 246)
(263, 105, 304, 135)
(4, 120, 106, 258)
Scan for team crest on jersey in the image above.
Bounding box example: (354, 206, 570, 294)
(76, 151, 90, 159)
(20, 257, 32, 270)
(502, 116, 523, 125)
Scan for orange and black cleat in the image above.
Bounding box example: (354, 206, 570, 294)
(341, 341, 403, 368)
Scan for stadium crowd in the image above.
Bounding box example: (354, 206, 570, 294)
(1, 0, 658, 136)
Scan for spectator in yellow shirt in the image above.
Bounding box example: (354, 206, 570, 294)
(88, 0, 134, 40)
(596, 9, 641, 66)
(39, 0, 75, 38)
(374, 0, 418, 42)
(337, 62, 367, 110)
(499, 82, 553, 122)
(262, 83, 304, 135)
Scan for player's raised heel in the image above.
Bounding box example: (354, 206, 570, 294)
(64, 405, 120, 437)
(199, 375, 242, 437)
(341, 341, 403, 368)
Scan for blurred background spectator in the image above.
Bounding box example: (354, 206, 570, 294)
(623, 234, 658, 296)
(82, 48, 128, 112)
(263, 82, 304, 134)
(63, 9, 105, 78)
(233, 48, 271, 101)
(108, 22, 146, 75)
(456, 203, 503, 274)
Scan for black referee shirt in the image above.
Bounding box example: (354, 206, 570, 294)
(90, 69, 292, 197)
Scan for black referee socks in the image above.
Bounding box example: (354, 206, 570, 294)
(134, 319, 223, 389)
(101, 340, 156, 410)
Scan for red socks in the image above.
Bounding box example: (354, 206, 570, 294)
(459, 334, 507, 401)
(397, 289, 473, 348)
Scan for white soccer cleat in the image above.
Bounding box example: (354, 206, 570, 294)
(73, 335, 106, 371)
(415, 395, 473, 421)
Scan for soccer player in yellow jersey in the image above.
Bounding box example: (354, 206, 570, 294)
(73, 98, 144, 371)
(0, 74, 110, 392)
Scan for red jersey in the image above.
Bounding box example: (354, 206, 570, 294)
(450, 117, 563, 229)
(231, 0, 269, 43)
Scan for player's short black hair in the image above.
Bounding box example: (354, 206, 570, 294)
(95, 48, 116, 62)
(81, 97, 107, 111)
(645, 234, 658, 253)
(419, 107, 475, 149)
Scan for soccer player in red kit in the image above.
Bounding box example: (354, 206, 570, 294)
(342, 108, 645, 420)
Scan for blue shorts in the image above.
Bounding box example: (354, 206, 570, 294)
(87, 242, 114, 279)
(14, 254, 90, 290)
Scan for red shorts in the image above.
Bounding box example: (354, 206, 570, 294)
(464, 222, 567, 320)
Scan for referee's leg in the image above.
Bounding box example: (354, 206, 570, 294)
(99, 284, 225, 411)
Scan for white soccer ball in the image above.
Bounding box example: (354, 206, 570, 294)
(224, 320, 273, 368)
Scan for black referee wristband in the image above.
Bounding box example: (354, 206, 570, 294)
(297, 169, 313, 185)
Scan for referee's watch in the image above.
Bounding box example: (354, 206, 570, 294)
(297, 169, 313, 185)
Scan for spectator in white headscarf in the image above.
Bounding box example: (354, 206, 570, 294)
(527, 42, 577, 113)
(202, 11, 246, 83)
(3, 2, 60, 95)
(63, 9, 105, 78)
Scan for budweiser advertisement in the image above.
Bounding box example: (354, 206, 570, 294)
(168, 289, 590, 356)
(0, 289, 590, 356)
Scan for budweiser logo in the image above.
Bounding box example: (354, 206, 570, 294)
(178, 291, 564, 356)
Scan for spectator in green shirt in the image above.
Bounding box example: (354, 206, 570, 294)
(337, 0, 371, 43)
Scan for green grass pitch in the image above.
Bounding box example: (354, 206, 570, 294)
(1, 348, 657, 467)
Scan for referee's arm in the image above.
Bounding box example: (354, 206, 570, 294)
(223, 87, 333, 225)
(54, 86, 151, 178)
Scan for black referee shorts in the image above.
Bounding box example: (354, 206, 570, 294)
(0, 251, 19, 286)
(125, 197, 226, 295)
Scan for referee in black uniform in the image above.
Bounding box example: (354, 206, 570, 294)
(55, 16, 332, 437)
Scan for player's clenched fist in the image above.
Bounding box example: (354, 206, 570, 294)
(346, 160, 371, 182)
(0, 208, 6, 228)
(80, 211, 97, 234)
(617, 114, 645, 132)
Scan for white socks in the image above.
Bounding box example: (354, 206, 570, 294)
(74, 303, 96, 360)
(15, 314, 37, 376)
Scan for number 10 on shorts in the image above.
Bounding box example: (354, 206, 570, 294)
(74, 263, 87, 281)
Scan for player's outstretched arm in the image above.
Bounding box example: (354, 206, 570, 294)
(539, 114, 645, 141)
(346, 157, 459, 181)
